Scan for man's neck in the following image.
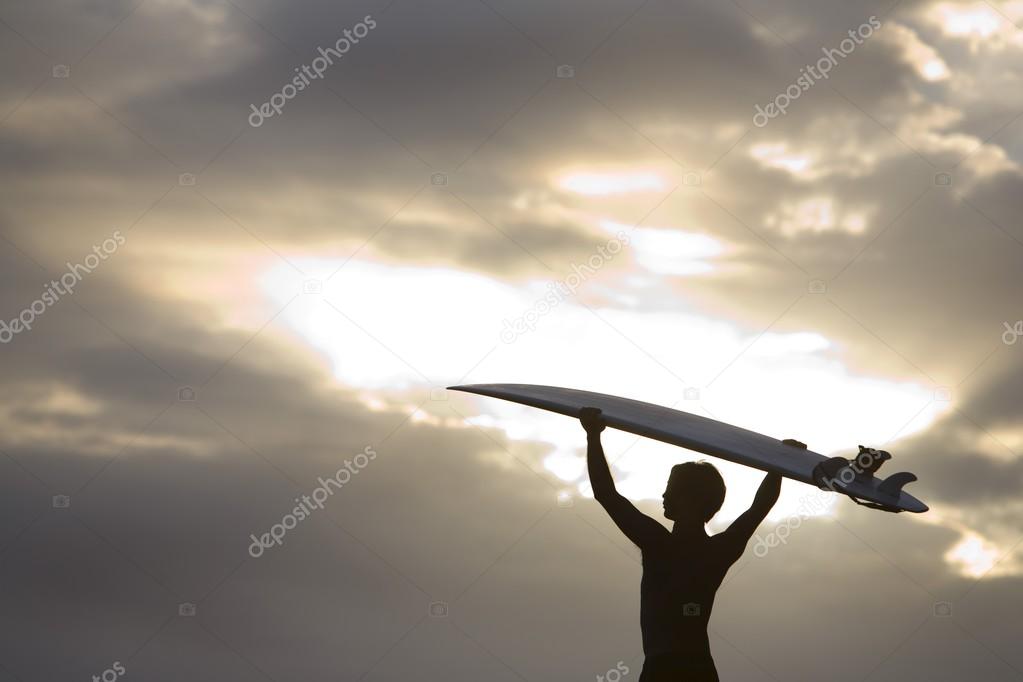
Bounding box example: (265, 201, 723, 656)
(670, 518, 709, 539)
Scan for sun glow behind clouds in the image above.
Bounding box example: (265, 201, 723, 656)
(262, 256, 945, 525)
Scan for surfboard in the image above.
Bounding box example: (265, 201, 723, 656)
(448, 383, 928, 513)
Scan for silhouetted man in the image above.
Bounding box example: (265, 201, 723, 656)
(581, 407, 781, 681)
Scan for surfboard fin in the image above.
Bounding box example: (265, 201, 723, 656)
(878, 471, 917, 498)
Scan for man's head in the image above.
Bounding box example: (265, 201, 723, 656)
(662, 461, 726, 523)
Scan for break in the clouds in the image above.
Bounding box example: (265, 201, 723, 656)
(2, 0, 1023, 679)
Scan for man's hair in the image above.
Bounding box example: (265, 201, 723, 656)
(669, 461, 726, 522)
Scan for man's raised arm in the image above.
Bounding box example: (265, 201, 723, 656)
(721, 471, 782, 558)
(582, 407, 665, 548)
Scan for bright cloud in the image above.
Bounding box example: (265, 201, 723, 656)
(885, 23, 950, 81)
(750, 143, 815, 179)
(935, 3, 1002, 38)
(927, 2, 1023, 51)
(557, 169, 667, 195)
(601, 220, 725, 276)
(945, 531, 1002, 578)
(764, 197, 870, 236)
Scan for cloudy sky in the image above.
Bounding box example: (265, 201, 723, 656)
(1, 0, 1022, 679)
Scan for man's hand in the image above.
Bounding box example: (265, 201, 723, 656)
(580, 407, 606, 436)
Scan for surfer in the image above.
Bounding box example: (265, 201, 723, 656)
(581, 407, 781, 682)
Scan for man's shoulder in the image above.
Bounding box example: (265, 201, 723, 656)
(637, 526, 673, 552)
